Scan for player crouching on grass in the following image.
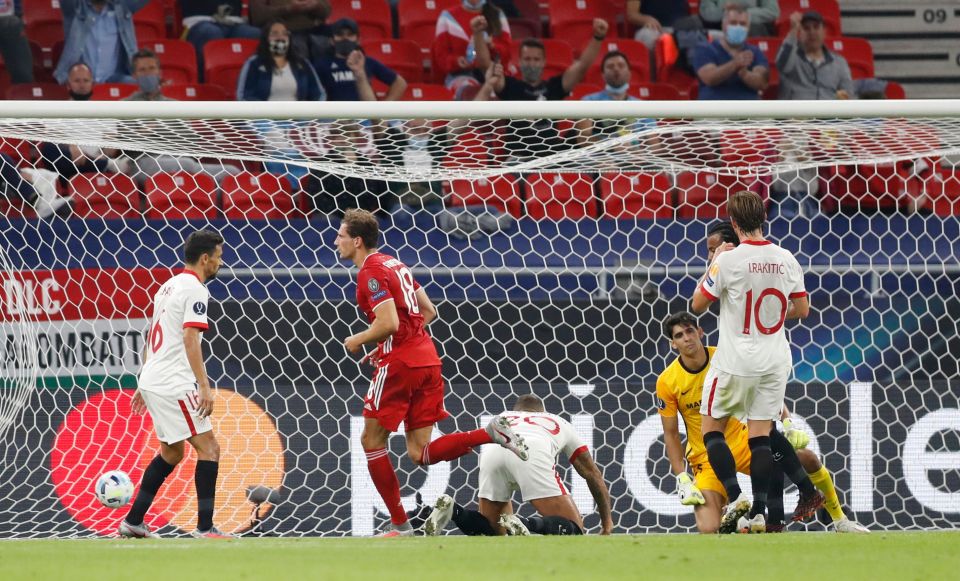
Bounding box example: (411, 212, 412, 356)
(657, 309, 869, 533)
(120, 230, 230, 539)
(423, 394, 614, 536)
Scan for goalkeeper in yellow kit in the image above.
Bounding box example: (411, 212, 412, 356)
(656, 309, 868, 533)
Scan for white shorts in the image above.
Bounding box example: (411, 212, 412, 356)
(700, 366, 789, 421)
(139, 385, 212, 444)
(478, 441, 568, 503)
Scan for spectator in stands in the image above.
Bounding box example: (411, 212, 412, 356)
(0, 157, 67, 218)
(625, 0, 690, 50)
(313, 18, 407, 101)
(0, 2, 34, 84)
(700, 0, 778, 37)
(475, 19, 609, 160)
(574, 51, 655, 145)
(237, 20, 325, 101)
(433, 0, 513, 101)
(54, 0, 148, 85)
(180, 0, 261, 80)
(777, 11, 854, 100)
(66, 63, 95, 101)
(123, 49, 175, 101)
(694, 4, 768, 100)
(250, 0, 331, 61)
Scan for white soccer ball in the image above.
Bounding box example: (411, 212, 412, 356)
(94, 470, 134, 509)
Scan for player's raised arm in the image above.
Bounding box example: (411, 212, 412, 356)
(691, 243, 732, 314)
(571, 452, 614, 535)
(344, 301, 400, 354)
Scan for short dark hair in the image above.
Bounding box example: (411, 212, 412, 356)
(707, 221, 740, 246)
(520, 38, 545, 54)
(184, 230, 224, 264)
(342, 209, 379, 249)
(601, 50, 629, 70)
(662, 312, 698, 339)
(727, 191, 766, 234)
(130, 48, 159, 70)
(513, 394, 545, 412)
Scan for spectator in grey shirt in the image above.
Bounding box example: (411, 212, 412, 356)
(777, 11, 854, 100)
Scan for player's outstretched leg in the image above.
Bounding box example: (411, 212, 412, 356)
(769, 429, 824, 521)
(518, 515, 583, 536)
(120, 449, 178, 538)
(796, 448, 866, 531)
(499, 514, 531, 536)
(415, 415, 528, 466)
(427, 498, 497, 536)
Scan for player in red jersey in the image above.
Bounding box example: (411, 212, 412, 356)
(336, 209, 529, 537)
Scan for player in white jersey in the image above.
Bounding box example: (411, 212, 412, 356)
(423, 394, 614, 536)
(691, 191, 822, 533)
(119, 230, 230, 539)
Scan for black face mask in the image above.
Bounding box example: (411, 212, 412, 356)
(70, 90, 92, 101)
(334, 39, 358, 56)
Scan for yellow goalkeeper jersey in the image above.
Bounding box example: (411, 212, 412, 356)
(655, 347, 747, 465)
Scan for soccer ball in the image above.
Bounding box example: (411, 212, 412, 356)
(94, 470, 134, 509)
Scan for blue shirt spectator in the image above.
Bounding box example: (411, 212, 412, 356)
(313, 18, 406, 101)
(694, 38, 767, 100)
(55, 0, 148, 84)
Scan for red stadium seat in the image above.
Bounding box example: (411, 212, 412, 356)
(776, 0, 842, 38)
(525, 173, 598, 219)
(547, 0, 619, 54)
(654, 34, 698, 98)
(752, 37, 782, 85)
(221, 172, 294, 220)
(634, 82, 683, 100)
(399, 0, 458, 57)
(600, 172, 674, 219)
(402, 82, 454, 100)
(203, 39, 259, 97)
(675, 172, 766, 219)
(0, 139, 34, 167)
(163, 83, 229, 100)
(448, 175, 522, 216)
(133, 0, 167, 42)
(142, 39, 198, 84)
(925, 168, 960, 216)
(5, 83, 69, 100)
(511, 39, 574, 79)
(566, 82, 602, 100)
(92, 83, 139, 100)
(885, 80, 906, 99)
(363, 39, 425, 83)
(585, 39, 651, 86)
(145, 172, 219, 220)
(507, 17, 542, 41)
(22, 0, 64, 50)
(827, 37, 874, 79)
(329, 0, 393, 39)
(69, 173, 141, 219)
(824, 163, 903, 213)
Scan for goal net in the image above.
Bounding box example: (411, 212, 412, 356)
(0, 100, 958, 537)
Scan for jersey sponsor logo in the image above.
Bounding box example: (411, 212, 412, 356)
(192, 301, 206, 316)
(367, 278, 380, 293)
(371, 290, 387, 300)
(684, 401, 701, 410)
(655, 396, 666, 410)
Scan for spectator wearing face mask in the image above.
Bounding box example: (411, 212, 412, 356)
(574, 51, 655, 144)
(313, 18, 406, 101)
(237, 20, 326, 101)
(694, 3, 768, 100)
(123, 49, 174, 101)
(700, 0, 778, 37)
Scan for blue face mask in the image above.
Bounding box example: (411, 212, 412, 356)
(605, 82, 629, 96)
(462, 0, 485, 9)
(725, 24, 748, 46)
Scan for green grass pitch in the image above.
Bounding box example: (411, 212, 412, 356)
(3, 532, 959, 580)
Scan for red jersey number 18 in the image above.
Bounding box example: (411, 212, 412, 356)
(396, 267, 420, 314)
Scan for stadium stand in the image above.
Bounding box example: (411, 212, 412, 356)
(221, 172, 295, 220)
(203, 38, 259, 97)
(600, 172, 674, 219)
(141, 39, 199, 84)
(69, 173, 141, 219)
(145, 172, 220, 220)
(328, 0, 394, 39)
(524, 172, 599, 220)
(448, 175, 523, 217)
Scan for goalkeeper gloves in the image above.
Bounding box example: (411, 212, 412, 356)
(782, 418, 810, 450)
(676, 473, 705, 506)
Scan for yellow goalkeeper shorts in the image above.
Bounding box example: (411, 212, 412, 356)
(690, 443, 752, 501)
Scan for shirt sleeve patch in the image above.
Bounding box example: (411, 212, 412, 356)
(192, 301, 207, 316)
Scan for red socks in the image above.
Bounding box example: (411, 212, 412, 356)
(365, 448, 407, 525)
(419, 429, 493, 465)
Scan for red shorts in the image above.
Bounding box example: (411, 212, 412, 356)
(363, 361, 449, 432)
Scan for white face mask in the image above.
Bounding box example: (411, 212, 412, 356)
(605, 82, 629, 96)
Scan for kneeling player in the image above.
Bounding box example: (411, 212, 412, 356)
(424, 394, 614, 536)
(657, 310, 868, 533)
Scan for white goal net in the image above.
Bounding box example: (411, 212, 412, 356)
(0, 100, 958, 537)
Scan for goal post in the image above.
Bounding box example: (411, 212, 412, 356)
(0, 99, 958, 537)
